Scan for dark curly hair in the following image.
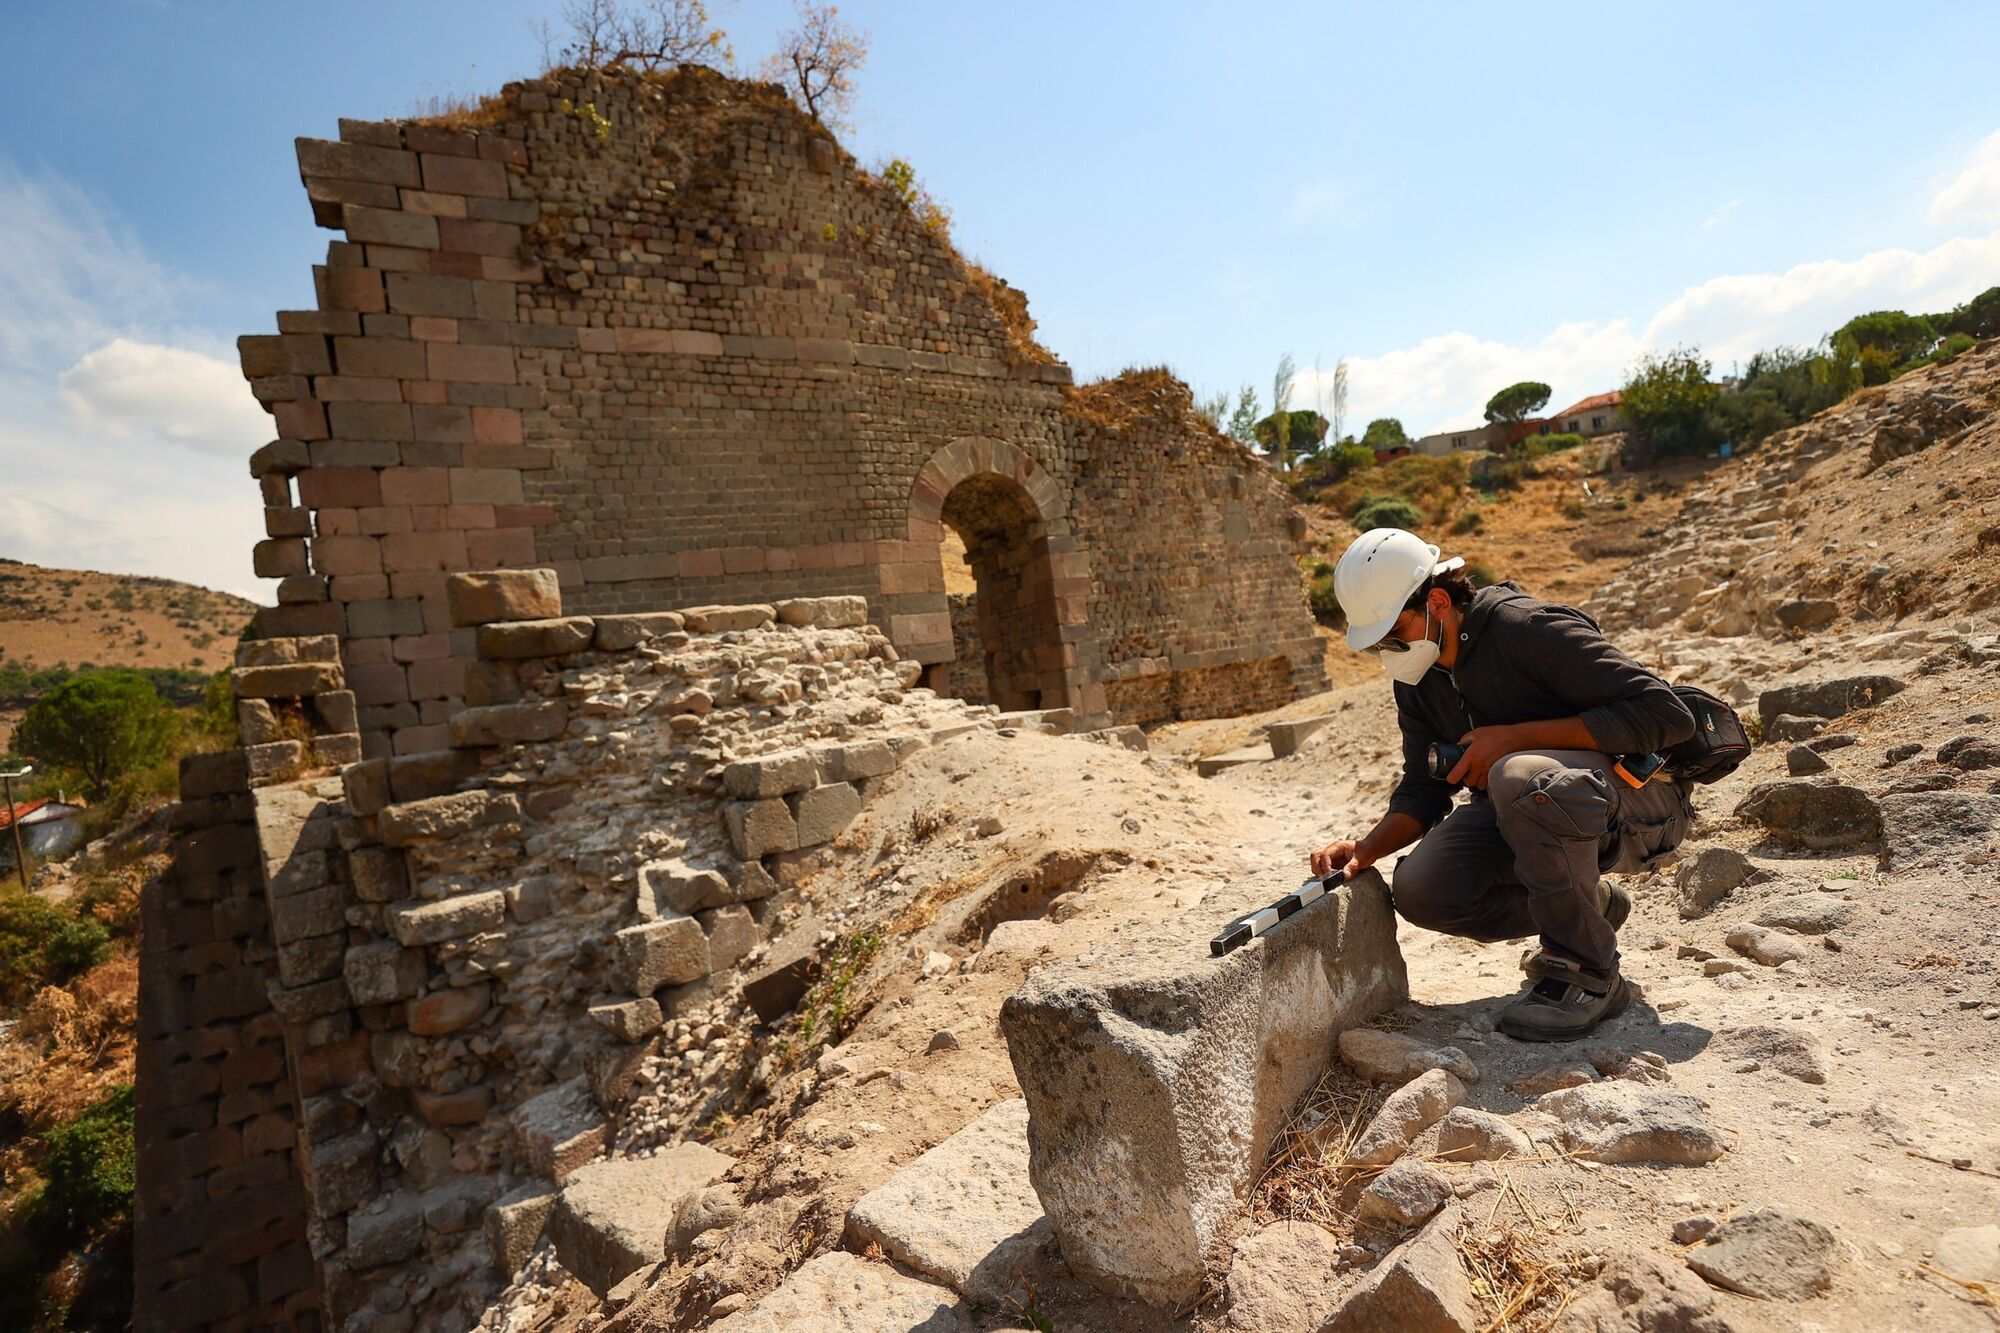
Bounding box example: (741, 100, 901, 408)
(1402, 567, 1477, 612)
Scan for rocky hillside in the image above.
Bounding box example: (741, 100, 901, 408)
(1590, 337, 2000, 638)
(0, 560, 254, 748)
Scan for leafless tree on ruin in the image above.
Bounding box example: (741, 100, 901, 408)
(759, 2, 869, 130)
(534, 0, 733, 73)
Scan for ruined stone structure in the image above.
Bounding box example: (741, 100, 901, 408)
(237, 65, 1322, 762)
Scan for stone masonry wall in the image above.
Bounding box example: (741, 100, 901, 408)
(238, 64, 1322, 764)
(228, 576, 986, 1329)
(134, 635, 363, 1330)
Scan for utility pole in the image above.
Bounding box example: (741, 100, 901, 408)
(1, 765, 31, 890)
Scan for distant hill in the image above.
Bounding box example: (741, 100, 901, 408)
(0, 559, 257, 749)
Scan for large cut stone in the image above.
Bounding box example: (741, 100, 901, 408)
(509, 1078, 608, 1181)
(389, 891, 506, 945)
(485, 1182, 557, 1276)
(723, 798, 798, 859)
(475, 616, 595, 659)
(445, 569, 562, 627)
(999, 870, 1407, 1305)
(1733, 781, 1880, 851)
(722, 749, 820, 798)
(1878, 791, 2000, 870)
(792, 781, 863, 846)
(708, 1252, 964, 1333)
(846, 1099, 1047, 1303)
(545, 1143, 736, 1296)
(614, 916, 710, 992)
(1758, 674, 1904, 724)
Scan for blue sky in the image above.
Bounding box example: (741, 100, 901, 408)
(4, 0, 1999, 598)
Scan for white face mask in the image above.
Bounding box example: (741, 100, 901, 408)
(1377, 605, 1441, 684)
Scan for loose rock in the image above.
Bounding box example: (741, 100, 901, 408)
(1538, 1084, 1726, 1165)
(1725, 924, 1808, 967)
(1339, 1027, 1480, 1085)
(1434, 1108, 1535, 1163)
(1685, 1207, 1840, 1300)
(1355, 1160, 1454, 1232)
(1345, 1068, 1465, 1167)
(1225, 1221, 1344, 1332)
(1321, 1206, 1480, 1331)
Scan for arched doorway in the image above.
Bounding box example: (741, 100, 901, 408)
(898, 438, 1101, 718)
(939, 472, 1060, 710)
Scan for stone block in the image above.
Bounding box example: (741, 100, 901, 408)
(180, 750, 249, 800)
(845, 1099, 1047, 1303)
(445, 568, 562, 626)
(741, 933, 816, 1023)
(317, 689, 359, 734)
(774, 595, 869, 628)
(588, 996, 663, 1042)
(614, 917, 711, 992)
(451, 700, 568, 747)
(304, 1128, 379, 1216)
(998, 871, 1407, 1305)
(723, 799, 798, 859)
(343, 940, 426, 1005)
(640, 858, 733, 914)
(509, 1079, 607, 1181)
(546, 1145, 736, 1296)
(234, 663, 343, 699)
(791, 782, 862, 847)
(253, 539, 310, 579)
(414, 1084, 493, 1127)
(681, 604, 775, 633)
(347, 1191, 427, 1269)
(486, 1183, 557, 1277)
(814, 739, 897, 783)
(349, 846, 409, 903)
(387, 748, 482, 801)
(698, 905, 759, 972)
(1758, 673, 1905, 724)
(592, 611, 684, 651)
(409, 981, 491, 1035)
(476, 616, 594, 658)
(707, 1252, 963, 1333)
(1266, 714, 1334, 759)
(388, 890, 506, 945)
(377, 790, 519, 845)
(722, 749, 820, 799)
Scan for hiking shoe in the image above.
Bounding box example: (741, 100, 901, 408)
(1498, 956, 1629, 1043)
(1596, 879, 1632, 930)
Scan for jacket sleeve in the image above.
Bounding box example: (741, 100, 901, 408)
(1526, 605, 1695, 754)
(1386, 682, 1456, 829)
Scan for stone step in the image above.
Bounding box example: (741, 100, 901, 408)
(1265, 713, 1335, 759)
(845, 1099, 1047, 1303)
(1196, 745, 1268, 777)
(545, 1143, 736, 1296)
(710, 1252, 965, 1332)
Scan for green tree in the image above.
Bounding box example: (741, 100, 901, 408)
(1483, 380, 1552, 426)
(13, 672, 177, 802)
(1621, 347, 1722, 458)
(1326, 442, 1376, 479)
(1833, 309, 1936, 366)
(1937, 285, 2000, 339)
(1359, 418, 1409, 450)
(1256, 409, 1328, 459)
(1222, 384, 1261, 444)
(1266, 354, 1297, 469)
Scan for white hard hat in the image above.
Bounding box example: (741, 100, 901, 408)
(1334, 528, 1465, 651)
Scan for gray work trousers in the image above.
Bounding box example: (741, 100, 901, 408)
(1390, 749, 1695, 974)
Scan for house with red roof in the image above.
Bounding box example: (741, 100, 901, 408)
(1549, 391, 1625, 438)
(0, 798, 89, 873)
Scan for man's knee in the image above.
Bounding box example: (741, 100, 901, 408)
(1487, 750, 1562, 807)
(1391, 848, 1454, 927)
(1490, 752, 1613, 843)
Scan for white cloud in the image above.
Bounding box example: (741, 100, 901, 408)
(1308, 228, 2000, 437)
(59, 338, 270, 454)
(1702, 198, 1742, 230)
(0, 165, 268, 603)
(1930, 127, 2000, 228)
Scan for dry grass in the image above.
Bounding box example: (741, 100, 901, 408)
(964, 262, 1057, 367)
(1252, 1061, 1586, 1331)
(0, 955, 138, 1131)
(408, 89, 515, 131)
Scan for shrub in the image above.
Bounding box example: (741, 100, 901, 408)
(1519, 432, 1586, 459)
(1350, 494, 1425, 531)
(1451, 509, 1483, 534)
(1465, 559, 1499, 588)
(0, 894, 109, 1009)
(31, 1085, 134, 1243)
(1303, 558, 1342, 627)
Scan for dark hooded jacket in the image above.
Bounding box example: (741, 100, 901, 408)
(1387, 582, 1695, 830)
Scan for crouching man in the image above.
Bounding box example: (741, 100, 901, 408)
(1309, 528, 1696, 1042)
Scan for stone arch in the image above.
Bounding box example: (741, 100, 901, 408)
(894, 438, 1101, 716)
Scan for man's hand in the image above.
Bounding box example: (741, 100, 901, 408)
(1446, 725, 1520, 790)
(1310, 838, 1376, 881)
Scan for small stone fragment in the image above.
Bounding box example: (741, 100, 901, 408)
(1685, 1207, 1840, 1300)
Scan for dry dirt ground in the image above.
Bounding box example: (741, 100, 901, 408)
(486, 618, 1998, 1333)
(0, 559, 255, 748)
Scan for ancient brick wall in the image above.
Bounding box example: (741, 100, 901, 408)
(237, 65, 1322, 764)
(133, 635, 363, 1331)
